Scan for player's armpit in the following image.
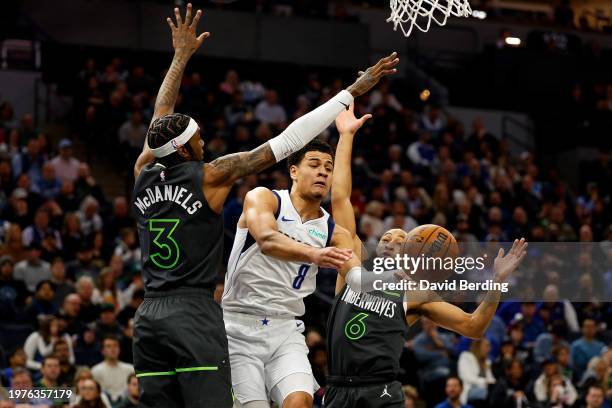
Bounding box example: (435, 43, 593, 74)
(206, 143, 276, 187)
(134, 149, 155, 179)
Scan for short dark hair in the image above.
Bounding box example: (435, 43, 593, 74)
(446, 376, 463, 388)
(147, 113, 195, 167)
(587, 384, 604, 395)
(42, 355, 59, 366)
(53, 339, 68, 351)
(127, 373, 137, 384)
(102, 335, 120, 346)
(286, 138, 333, 171)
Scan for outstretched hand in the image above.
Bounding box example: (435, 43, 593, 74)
(346, 52, 399, 97)
(493, 238, 528, 282)
(335, 103, 372, 135)
(166, 3, 210, 56)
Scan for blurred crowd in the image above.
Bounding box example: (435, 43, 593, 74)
(0, 51, 611, 408)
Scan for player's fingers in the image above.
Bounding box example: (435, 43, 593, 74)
(324, 258, 345, 269)
(496, 248, 504, 259)
(185, 3, 193, 26)
(357, 71, 365, 77)
(379, 69, 398, 77)
(330, 249, 352, 261)
(358, 114, 373, 126)
(196, 32, 211, 44)
(166, 17, 177, 31)
(191, 9, 202, 29)
(174, 7, 183, 26)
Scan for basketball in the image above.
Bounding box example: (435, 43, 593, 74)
(403, 224, 458, 260)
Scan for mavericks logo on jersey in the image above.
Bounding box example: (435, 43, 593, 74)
(134, 185, 203, 215)
(341, 287, 397, 319)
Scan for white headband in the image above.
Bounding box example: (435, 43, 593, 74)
(150, 118, 199, 158)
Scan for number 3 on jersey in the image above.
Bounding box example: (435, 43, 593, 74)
(292, 264, 310, 289)
(148, 218, 181, 270)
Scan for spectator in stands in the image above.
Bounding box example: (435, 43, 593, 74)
(74, 324, 102, 368)
(57, 181, 80, 213)
(118, 110, 147, 163)
(67, 240, 100, 281)
(34, 162, 62, 201)
(117, 374, 139, 408)
(518, 302, 545, 346)
(12, 138, 44, 185)
(74, 377, 109, 408)
(54, 338, 77, 387)
(74, 164, 106, 206)
(0, 255, 27, 318)
(58, 293, 82, 336)
(117, 289, 143, 327)
(458, 338, 495, 406)
(489, 359, 531, 408)
(1, 348, 26, 387)
(50, 138, 80, 183)
(23, 315, 71, 371)
(579, 356, 610, 396)
(13, 242, 50, 293)
(76, 276, 100, 324)
(49, 257, 73, 307)
(383, 200, 418, 233)
(77, 196, 103, 238)
(435, 376, 473, 408)
(22, 207, 62, 260)
(9, 368, 49, 406)
(94, 303, 122, 340)
(412, 318, 454, 401)
(553, 344, 574, 381)
(23, 280, 57, 327)
(103, 197, 133, 245)
(534, 358, 578, 405)
(113, 228, 140, 270)
(407, 132, 436, 168)
(36, 355, 60, 388)
(254, 89, 287, 128)
(534, 320, 571, 364)
(571, 318, 605, 378)
(91, 336, 134, 405)
(583, 385, 606, 408)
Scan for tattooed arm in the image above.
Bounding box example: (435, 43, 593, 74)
(411, 239, 527, 338)
(134, 3, 209, 178)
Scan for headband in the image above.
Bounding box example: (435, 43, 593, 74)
(150, 117, 199, 158)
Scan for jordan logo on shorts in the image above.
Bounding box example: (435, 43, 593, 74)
(380, 385, 391, 398)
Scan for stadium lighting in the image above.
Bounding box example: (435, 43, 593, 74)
(505, 37, 521, 46)
(420, 89, 431, 101)
(472, 10, 487, 19)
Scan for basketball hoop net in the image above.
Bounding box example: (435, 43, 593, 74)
(387, 0, 472, 37)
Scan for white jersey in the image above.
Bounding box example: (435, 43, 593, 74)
(222, 189, 335, 317)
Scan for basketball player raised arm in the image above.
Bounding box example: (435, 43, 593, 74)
(332, 105, 528, 338)
(135, 4, 399, 214)
(134, 3, 209, 177)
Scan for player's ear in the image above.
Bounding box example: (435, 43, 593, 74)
(289, 164, 298, 181)
(176, 145, 191, 159)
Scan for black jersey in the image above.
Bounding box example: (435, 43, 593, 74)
(132, 161, 223, 291)
(327, 285, 409, 379)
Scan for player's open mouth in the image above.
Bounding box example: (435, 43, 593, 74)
(313, 181, 326, 187)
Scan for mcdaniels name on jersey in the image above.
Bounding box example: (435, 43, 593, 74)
(134, 184, 203, 215)
(341, 287, 398, 319)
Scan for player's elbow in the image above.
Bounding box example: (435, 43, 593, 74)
(462, 317, 487, 339)
(256, 231, 278, 256)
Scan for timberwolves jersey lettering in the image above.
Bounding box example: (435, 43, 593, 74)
(132, 161, 223, 291)
(222, 189, 335, 317)
(327, 285, 409, 378)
